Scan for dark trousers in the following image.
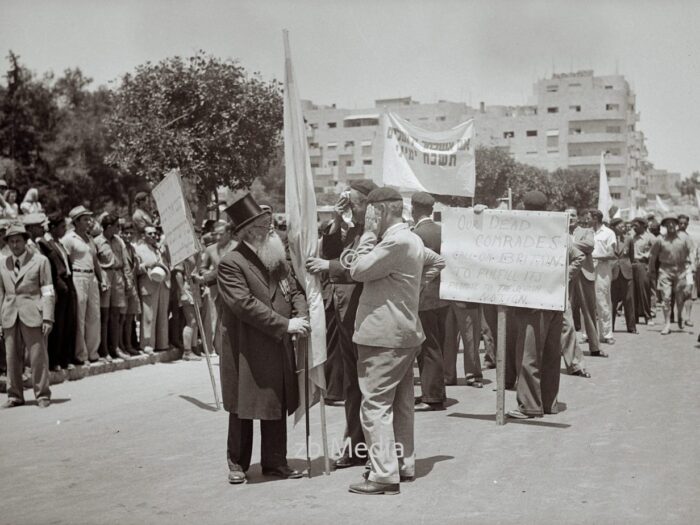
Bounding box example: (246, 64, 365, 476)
(49, 285, 77, 368)
(633, 262, 652, 321)
(226, 412, 287, 471)
(443, 303, 482, 383)
(324, 299, 344, 402)
(336, 307, 365, 449)
(504, 307, 520, 387)
(482, 304, 497, 367)
(571, 277, 600, 353)
(612, 275, 636, 332)
(417, 307, 447, 403)
(516, 309, 562, 416)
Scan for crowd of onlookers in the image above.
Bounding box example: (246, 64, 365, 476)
(0, 186, 240, 405)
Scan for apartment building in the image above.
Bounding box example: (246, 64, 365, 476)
(302, 71, 646, 208)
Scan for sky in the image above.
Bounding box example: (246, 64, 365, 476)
(1, 0, 698, 176)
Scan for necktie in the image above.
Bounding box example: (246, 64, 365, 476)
(14, 258, 20, 277)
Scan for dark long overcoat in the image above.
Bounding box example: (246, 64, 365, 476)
(217, 243, 305, 420)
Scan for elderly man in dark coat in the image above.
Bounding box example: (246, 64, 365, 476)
(217, 193, 310, 484)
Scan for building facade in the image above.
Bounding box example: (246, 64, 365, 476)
(303, 71, 647, 209)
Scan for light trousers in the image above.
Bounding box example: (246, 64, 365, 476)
(140, 283, 170, 350)
(561, 303, 586, 374)
(442, 302, 482, 383)
(72, 272, 101, 362)
(594, 261, 613, 340)
(357, 344, 419, 484)
(5, 322, 50, 402)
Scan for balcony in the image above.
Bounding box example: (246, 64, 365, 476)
(567, 132, 625, 144)
(568, 110, 627, 122)
(567, 154, 626, 167)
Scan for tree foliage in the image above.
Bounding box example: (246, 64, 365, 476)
(106, 51, 283, 217)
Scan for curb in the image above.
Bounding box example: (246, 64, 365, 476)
(0, 348, 184, 393)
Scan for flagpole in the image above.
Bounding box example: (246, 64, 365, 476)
(304, 336, 312, 477)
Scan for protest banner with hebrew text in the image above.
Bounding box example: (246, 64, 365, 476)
(439, 207, 569, 311)
(151, 169, 200, 267)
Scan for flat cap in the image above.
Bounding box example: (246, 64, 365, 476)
(4, 222, 29, 240)
(367, 187, 402, 204)
(522, 190, 548, 211)
(411, 191, 435, 208)
(631, 217, 648, 227)
(349, 179, 378, 196)
(610, 218, 624, 228)
(69, 205, 92, 221)
(22, 213, 47, 227)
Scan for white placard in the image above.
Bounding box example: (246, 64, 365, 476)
(151, 169, 200, 267)
(440, 207, 569, 311)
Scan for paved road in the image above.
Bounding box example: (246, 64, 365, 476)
(2, 310, 699, 525)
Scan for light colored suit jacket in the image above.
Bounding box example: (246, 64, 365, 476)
(350, 223, 445, 349)
(134, 241, 171, 296)
(0, 250, 55, 328)
(573, 226, 595, 282)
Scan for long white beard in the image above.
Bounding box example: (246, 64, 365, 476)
(256, 232, 288, 281)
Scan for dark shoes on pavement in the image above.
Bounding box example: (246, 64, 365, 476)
(506, 409, 541, 420)
(590, 350, 609, 358)
(571, 369, 591, 378)
(261, 465, 303, 479)
(2, 398, 24, 409)
(37, 399, 50, 408)
(414, 402, 445, 412)
(228, 469, 246, 484)
(349, 480, 400, 495)
(334, 453, 366, 469)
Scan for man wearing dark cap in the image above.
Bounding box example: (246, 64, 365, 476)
(217, 193, 309, 484)
(346, 187, 445, 495)
(631, 217, 654, 324)
(609, 218, 636, 333)
(649, 214, 694, 335)
(305, 179, 378, 469)
(132, 191, 155, 241)
(1, 224, 55, 408)
(411, 192, 449, 411)
(508, 191, 583, 419)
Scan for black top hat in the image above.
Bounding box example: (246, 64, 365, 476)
(224, 193, 270, 233)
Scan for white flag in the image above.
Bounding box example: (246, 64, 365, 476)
(656, 194, 670, 213)
(283, 31, 327, 423)
(597, 152, 614, 217)
(694, 189, 700, 209)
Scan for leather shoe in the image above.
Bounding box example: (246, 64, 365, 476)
(349, 480, 400, 495)
(261, 465, 303, 479)
(362, 470, 414, 482)
(37, 398, 50, 408)
(114, 349, 131, 360)
(571, 369, 591, 378)
(590, 350, 609, 358)
(415, 402, 444, 412)
(507, 409, 538, 419)
(334, 454, 366, 469)
(2, 398, 24, 408)
(228, 469, 246, 484)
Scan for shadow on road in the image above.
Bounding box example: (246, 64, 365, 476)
(243, 457, 330, 484)
(179, 395, 218, 412)
(415, 454, 454, 479)
(25, 398, 71, 406)
(447, 412, 571, 429)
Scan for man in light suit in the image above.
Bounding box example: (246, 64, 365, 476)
(1, 224, 55, 408)
(610, 218, 637, 333)
(347, 187, 445, 496)
(571, 210, 606, 357)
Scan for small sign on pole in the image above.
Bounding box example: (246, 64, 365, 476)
(151, 169, 221, 410)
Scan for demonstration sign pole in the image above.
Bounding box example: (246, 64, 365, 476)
(496, 306, 507, 425)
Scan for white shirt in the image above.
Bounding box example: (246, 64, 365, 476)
(592, 225, 617, 259)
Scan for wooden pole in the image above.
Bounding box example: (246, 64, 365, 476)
(189, 273, 221, 410)
(496, 305, 507, 425)
(319, 395, 330, 475)
(302, 337, 312, 477)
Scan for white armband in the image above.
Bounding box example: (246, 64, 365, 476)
(41, 285, 55, 297)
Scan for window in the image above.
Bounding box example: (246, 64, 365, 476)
(345, 160, 354, 167)
(569, 83, 581, 89)
(309, 142, 319, 149)
(547, 107, 559, 113)
(327, 142, 337, 149)
(327, 122, 337, 128)
(605, 103, 619, 111)
(526, 151, 537, 155)
(569, 127, 582, 135)
(310, 162, 320, 168)
(328, 160, 338, 167)
(609, 148, 621, 155)
(361, 146, 372, 156)
(606, 125, 622, 133)
(569, 105, 581, 112)
(546, 130, 559, 150)
(526, 130, 538, 137)
(608, 170, 621, 178)
(546, 85, 558, 92)
(363, 159, 372, 165)
(419, 117, 429, 121)
(309, 123, 318, 130)
(436, 116, 446, 122)
(610, 192, 621, 199)
(344, 140, 355, 148)
(503, 131, 515, 139)
(605, 85, 614, 90)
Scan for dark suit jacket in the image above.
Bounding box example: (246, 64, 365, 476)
(37, 237, 72, 295)
(612, 235, 634, 280)
(217, 243, 306, 420)
(413, 218, 446, 311)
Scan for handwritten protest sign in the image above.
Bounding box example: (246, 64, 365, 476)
(439, 207, 569, 311)
(381, 112, 475, 197)
(151, 169, 200, 267)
